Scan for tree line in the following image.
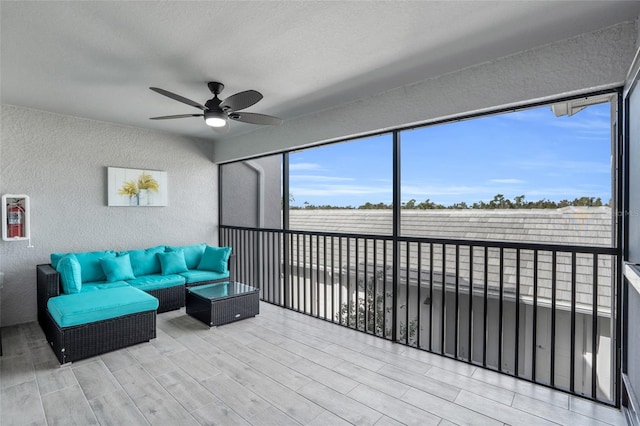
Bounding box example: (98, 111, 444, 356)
(290, 194, 608, 210)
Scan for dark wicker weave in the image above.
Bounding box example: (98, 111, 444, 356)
(42, 309, 156, 364)
(146, 285, 185, 313)
(37, 264, 157, 364)
(186, 284, 259, 327)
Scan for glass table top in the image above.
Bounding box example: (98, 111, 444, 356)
(188, 281, 258, 301)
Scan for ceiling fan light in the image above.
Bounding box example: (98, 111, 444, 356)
(204, 111, 227, 127)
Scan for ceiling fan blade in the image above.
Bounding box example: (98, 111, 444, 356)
(211, 121, 230, 134)
(150, 114, 204, 120)
(150, 87, 206, 111)
(229, 112, 283, 126)
(220, 90, 263, 112)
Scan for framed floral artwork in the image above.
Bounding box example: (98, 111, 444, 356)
(107, 167, 168, 206)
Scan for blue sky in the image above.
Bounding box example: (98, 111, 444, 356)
(289, 102, 612, 207)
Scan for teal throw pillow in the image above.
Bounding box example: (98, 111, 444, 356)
(57, 254, 82, 294)
(124, 245, 164, 276)
(100, 253, 136, 282)
(197, 245, 231, 273)
(166, 243, 206, 269)
(158, 250, 188, 275)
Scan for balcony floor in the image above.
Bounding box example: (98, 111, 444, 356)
(0, 302, 626, 425)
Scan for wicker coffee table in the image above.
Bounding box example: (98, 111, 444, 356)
(186, 281, 259, 327)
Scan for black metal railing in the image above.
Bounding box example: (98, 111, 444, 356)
(220, 225, 619, 405)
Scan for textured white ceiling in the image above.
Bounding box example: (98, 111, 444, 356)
(1, 1, 639, 141)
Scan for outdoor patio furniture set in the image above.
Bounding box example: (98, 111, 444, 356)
(36, 243, 257, 364)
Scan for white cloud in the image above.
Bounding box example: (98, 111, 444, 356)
(291, 175, 354, 182)
(401, 184, 493, 197)
(489, 178, 526, 184)
(289, 162, 323, 171)
(290, 184, 391, 197)
(514, 159, 611, 174)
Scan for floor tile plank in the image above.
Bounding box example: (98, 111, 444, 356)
(33, 361, 77, 396)
(426, 365, 514, 405)
(348, 383, 442, 426)
(570, 396, 626, 425)
(289, 357, 359, 394)
(377, 363, 461, 401)
(191, 400, 252, 426)
(0, 354, 35, 390)
(113, 364, 199, 426)
(512, 393, 611, 426)
(72, 359, 121, 400)
(199, 373, 273, 420)
(156, 368, 221, 412)
(0, 379, 47, 426)
(41, 384, 99, 425)
(454, 390, 557, 426)
(470, 366, 569, 408)
(401, 387, 503, 426)
(88, 389, 149, 426)
(333, 360, 411, 398)
(297, 381, 383, 425)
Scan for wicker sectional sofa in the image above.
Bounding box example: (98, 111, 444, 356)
(37, 243, 233, 363)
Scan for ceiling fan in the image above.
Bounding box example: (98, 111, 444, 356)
(149, 82, 282, 134)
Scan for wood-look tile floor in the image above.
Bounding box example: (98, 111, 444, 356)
(0, 302, 626, 425)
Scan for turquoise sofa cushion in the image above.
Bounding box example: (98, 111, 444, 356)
(158, 250, 188, 275)
(197, 245, 231, 273)
(166, 243, 206, 269)
(126, 274, 186, 291)
(51, 250, 116, 283)
(80, 281, 130, 292)
(179, 269, 229, 284)
(57, 254, 82, 294)
(100, 253, 136, 282)
(47, 286, 158, 328)
(122, 245, 164, 277)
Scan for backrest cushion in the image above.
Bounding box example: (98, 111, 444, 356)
(158, 250, 188, 275)
(197, 245, 232, 273)
(56, 254, 82, 294)
(123, 245, 164, 276)
(166, 243, 206, 269)
(51, 250, 116, 283)
(100, 253, 136, 282)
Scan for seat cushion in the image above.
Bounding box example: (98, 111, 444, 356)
(166, 243, 206, 269)
(126, 274, 186, 291)
(47, 286, 158, 328)
(80, 281, 130, 292)
(179, 269, 229, 284)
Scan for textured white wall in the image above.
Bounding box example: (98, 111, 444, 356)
(213, 21, 638, 163)
(0, 106, 218, 326)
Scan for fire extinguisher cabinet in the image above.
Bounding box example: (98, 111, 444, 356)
(2, 194, 30, 241)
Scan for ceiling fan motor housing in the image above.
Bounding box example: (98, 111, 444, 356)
(207, 82, 224, 95)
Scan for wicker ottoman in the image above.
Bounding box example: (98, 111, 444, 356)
(186, 282, 259, 327)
